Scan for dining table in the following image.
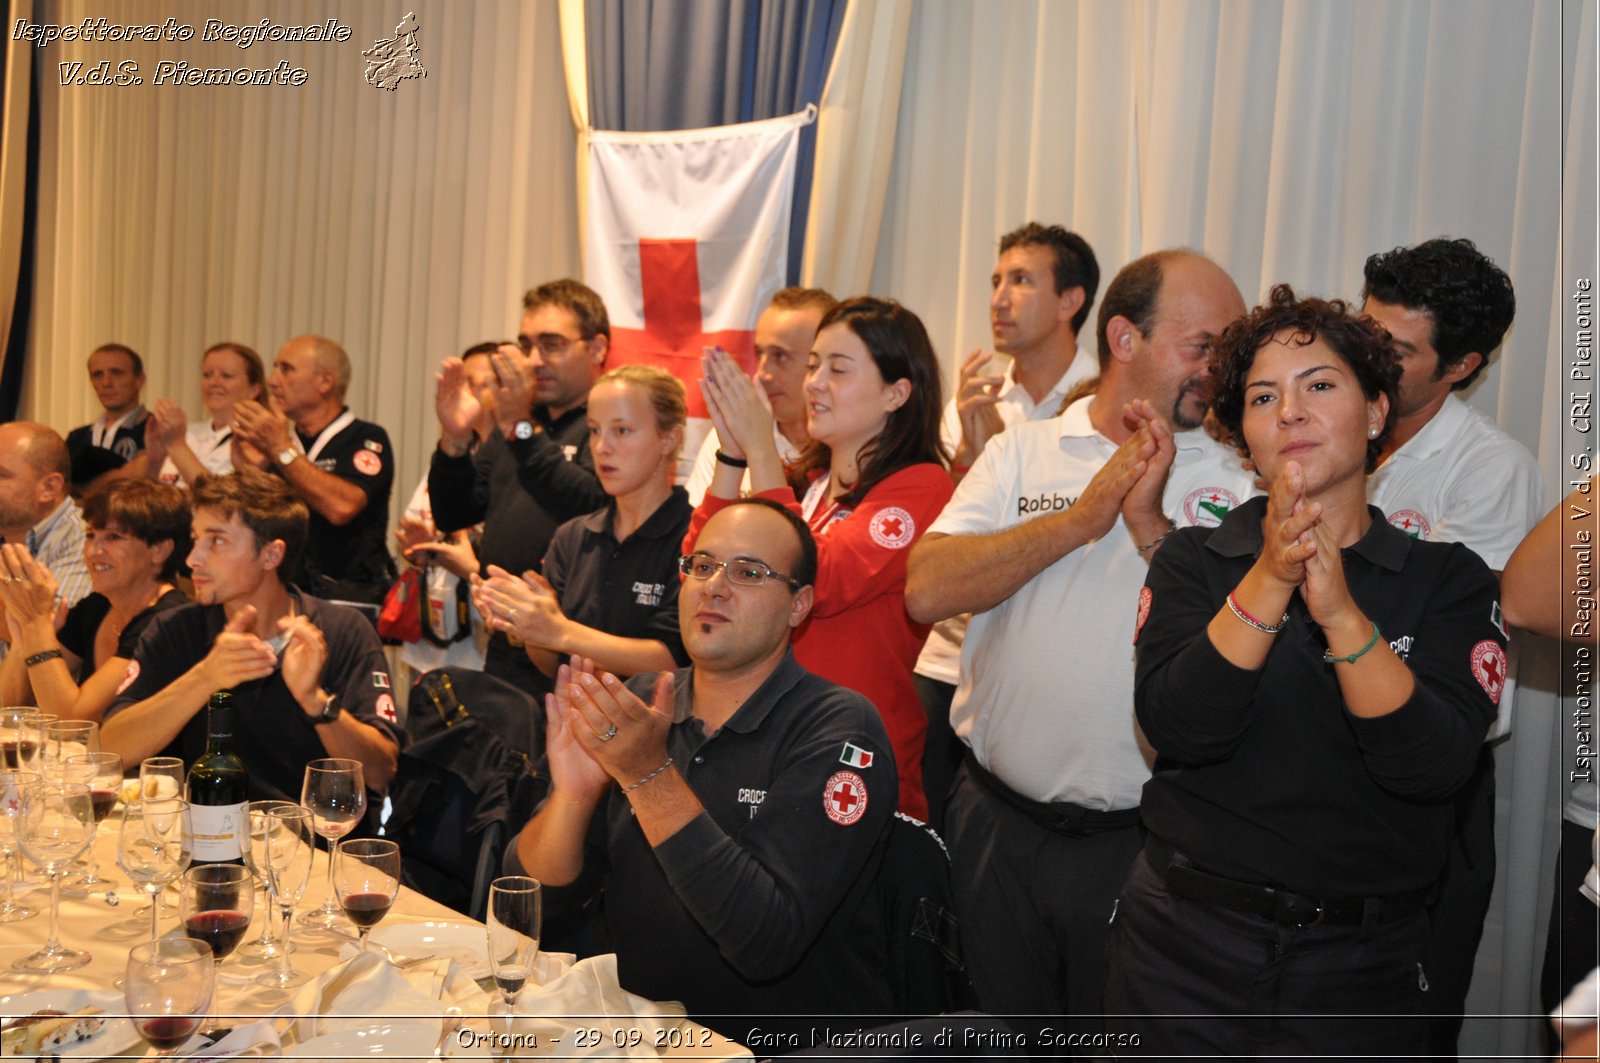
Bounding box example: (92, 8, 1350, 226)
(0, 809, 753, 1061)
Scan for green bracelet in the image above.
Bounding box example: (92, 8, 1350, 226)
(1324, 622, 1382, 664)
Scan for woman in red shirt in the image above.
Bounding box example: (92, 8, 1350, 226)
(692, 297, 952, 820)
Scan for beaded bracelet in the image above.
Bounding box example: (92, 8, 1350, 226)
(1324, 622, 1383, 664)
(1225, 592, 1288, 634)
(24, 648, 63, 668)
(623, 756, 674, 794)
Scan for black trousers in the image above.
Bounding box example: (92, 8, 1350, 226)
(914, 674, 961, 833)
(1424, 745, 1498, 1060)
(1104, 848, 1430, 1060)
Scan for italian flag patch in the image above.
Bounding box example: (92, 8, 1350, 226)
(839, 742, 874, 769)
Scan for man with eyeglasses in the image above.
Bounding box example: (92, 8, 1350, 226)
(508, 498, 896, 1035)
(429, 279, 608, 686)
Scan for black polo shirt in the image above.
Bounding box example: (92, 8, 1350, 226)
(428, 404, 604, 682)
(293, 413, 395, 604)
(106, 591, 403, 805)
(66, 410, 148, 487)
(1134, 498, 1505, 897)
(544, 488, 692, 672)
(530, 652, 896, 1035)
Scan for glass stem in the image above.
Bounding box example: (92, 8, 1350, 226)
(0, 849, 15, 910)
(323, 841, 336, 912)
(277, 909, 295, 981)
(149, 885, 161, 941)
(45, 870, 62, 952)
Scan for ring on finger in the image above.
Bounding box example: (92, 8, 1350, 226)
(599, 723, 618, 742)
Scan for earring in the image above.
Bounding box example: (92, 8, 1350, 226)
(1368, 427, 1379, 438)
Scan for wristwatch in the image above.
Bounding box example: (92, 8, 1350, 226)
(311, 691, 342, 724)
(508, 420, 536, 441)
(276, 447, 299, 467)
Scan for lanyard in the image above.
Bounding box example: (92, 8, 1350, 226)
(298, 409, 356, 463)
(800, 474, 843, 530)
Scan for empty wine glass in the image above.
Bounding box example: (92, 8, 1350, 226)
(240, 799, 295, 959)
(13, 781, 95, 972)
(257, 804, 316, 989)
(486, 875, 541, 1013)
(300, 758, 365, 929)
(333, 838, 400, 953)
(117, 797, 193, 942)
(125, 937, 215, 1057)
(0, 768, 38, 922)
(138, 756, 185, 803)
(60, 751, 122, 891)
(39, 720, 99, 781)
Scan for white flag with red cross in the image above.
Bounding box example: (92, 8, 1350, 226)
(583, 108, 816, 466)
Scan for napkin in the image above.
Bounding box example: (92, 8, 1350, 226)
(290, 950, 487, 1039)
(508, 954, 686, 1059)
(174, 1020, 283, 1058)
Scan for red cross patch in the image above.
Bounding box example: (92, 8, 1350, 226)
(1470, 640, 1507, 705)
(868, 507, 915, 549)
(1134, 586, 1153, 645)
(117, 659, 140, 696)
(353, 450, 382, 476)
(824, 770, 868, 825)
(375, 693, 398, 723)
(1388, 509, 1432, 540)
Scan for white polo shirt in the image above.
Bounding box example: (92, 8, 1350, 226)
(934, 396, 1258, 808)
(157, 419, 235, 485)
(915, 348, 1098, 685)
(1368, 394, 1543, 737)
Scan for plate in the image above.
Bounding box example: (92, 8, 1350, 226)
(341, 920, 490, 980)
(284, 1018, 437, 1057)
(0, 987, 141, 1059)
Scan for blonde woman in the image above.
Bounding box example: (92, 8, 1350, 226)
(475, 365, 691, 679)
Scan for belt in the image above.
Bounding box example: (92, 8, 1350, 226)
(1145, 835, 1429, 928)
(964, 753, 1141, 837)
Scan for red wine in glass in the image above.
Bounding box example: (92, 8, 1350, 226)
(138, 1015, 201, 1051)
(90, 789, 118, 823)
(184, 910, 251, 959)
(1, 740, 35, 769)
(340, 892, 393, 929)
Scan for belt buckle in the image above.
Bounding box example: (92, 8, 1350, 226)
(1276, 890, 1325, 927)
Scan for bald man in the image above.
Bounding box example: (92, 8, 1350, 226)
(0, 422, 90, 662)
(232, 336, 395, 609)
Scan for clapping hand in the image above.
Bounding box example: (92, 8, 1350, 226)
(699, 347, 775, 462)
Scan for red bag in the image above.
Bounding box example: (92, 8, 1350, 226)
(376, 567, 423, 643)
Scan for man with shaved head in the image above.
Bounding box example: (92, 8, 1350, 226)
(0, 422, 90, 662)
(232, 335, 395, 609)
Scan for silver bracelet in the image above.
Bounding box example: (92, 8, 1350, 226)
(1225, 592, 1289, 634)
(622, 756, 674, 794)
(1137, 522, 1177, 554)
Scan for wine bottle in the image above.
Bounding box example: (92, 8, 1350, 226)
(186, 691, 248, 865)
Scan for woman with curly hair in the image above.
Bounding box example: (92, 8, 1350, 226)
(693, 296, 952, 819)
(1105, 285, 1508, 1054)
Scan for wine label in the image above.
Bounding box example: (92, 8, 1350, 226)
(189, 801, 245, 861)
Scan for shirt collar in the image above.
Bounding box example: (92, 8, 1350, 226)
(999, 345, 1091, 417)
(1383, 394, 1469, 464)
(1206, 495, 1410, 572)
(26, 497, 78, 555)
(1053, 395, 1221, 456)
(536, 403, 587, 433)
(673, 649, 807, 736)
(579, 487, 691, 539)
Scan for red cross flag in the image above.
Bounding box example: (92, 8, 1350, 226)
(584, 108, 816, 472)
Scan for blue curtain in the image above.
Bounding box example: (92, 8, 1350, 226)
(584, 0, 847, 283)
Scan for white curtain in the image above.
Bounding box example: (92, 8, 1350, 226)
(19, 0, 580, 509)
(813, 0, 1593, 1057)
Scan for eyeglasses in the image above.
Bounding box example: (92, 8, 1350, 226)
(678, 553, 800, 591)
(516, 334, 583, 358)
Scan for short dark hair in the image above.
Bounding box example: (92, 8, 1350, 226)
(1094, 250, 1186, 372)
(461, 341, 502, 360)
(999, 222, 1101, 334)
(790, 297, 948, 509)
(191, 469, 310, 584)
(203, 342, 266, 398)
(82, 480, 192, 581)
(768, 286, 838, 318)
(1211, 284, 1401, 474)
(524, 279, 611, 342)
(1361, 237, 1515, 390)
(720, 497, 818, 590)
(90, 343, 143, 377)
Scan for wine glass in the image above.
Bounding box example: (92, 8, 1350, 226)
(300, 758, 366, 929)
(16, 711, 56, 774)
(240, 799, 295, 959)
(117, 797, 193, 942)
(180, 863, 253, 1034)
(333, 838, 400, 953)
(12, 781, 95, 971)
(0, 707, 37, 769)
(0, 768, 38, 922)
(486, 875, 541, 1012)
(60, 751, 122, 890)
(125, 937, 215, 1057)
(139, 756, 185, 803)
(258, 805, 316, 989)
(39, 720, 99, 780)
